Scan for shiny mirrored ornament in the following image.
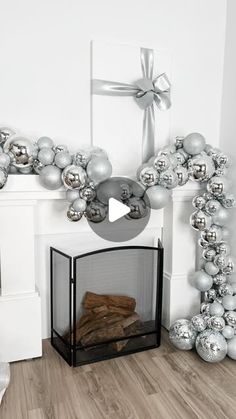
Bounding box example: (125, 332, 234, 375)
(188, 154, 215, 182)
(192, 270, 213, 291)
(195, 329, 227, 363)
(200, 302, 210, 315)
(218, 283, 233, 296)
(152, 155, 170, 172)
(191, 315, 207, 332)
(125, 197, 147, 219)
(87, 157, 112, 184)
(4, 137, 36, 168)
(207, 176, 229, 197)
(220, 193, 235, 209)
(198, 238, 209, 248)
(120, 183, 132, 200)
(39, 165, 62, 190)
(80, 186, 96, 202)
(159, 169, 178, 189)
(0, 168, 8, 189)
(192, 195, 206, 210)
(216, 242, 230, 256)
(201, 225, 222, 244)
(145, 185, 171, 209)
(214, 153, 229, 168)
(73, 150, 91, 168)
(183, 132, 206, 155)
(67, 205, 83, 222)
(139, 166, 159, 186)
(37, 136, 54, 149)
(175, 136, 184, 149)
(86, 201, 107, 223)
(0, 127, 15, 145)
(204, 199, 221, 216)
(190, 210, 211, 231)
(173, 151, 186, 165)
(224, 310, 236, 327)
(208, 316, 225, 332)
(223, 258, 235, 275)
(174, 166, 189, 186)
(19, 166, 33, 174)
(214, 254, 228, 269)
(203, 248, 216, 262)
(54, 151, 72, 169)
(0, 153, 10, 168)
(169, 319, 197, 350)
(62, 165, 87, 189)
(204, 288, 217, 302)
(33, 159, 44, 174)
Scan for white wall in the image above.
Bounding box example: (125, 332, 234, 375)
(0, 0, 226, 152)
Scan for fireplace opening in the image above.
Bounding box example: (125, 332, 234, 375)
(50, 241, 163, 367)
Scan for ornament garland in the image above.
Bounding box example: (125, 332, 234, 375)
(0, 127, 236, 363)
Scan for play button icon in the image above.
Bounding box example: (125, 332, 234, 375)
(108, 198, 130, 222)
(86, 176, 151, 242)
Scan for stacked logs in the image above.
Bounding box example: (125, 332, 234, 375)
(67, 291, 142, 352)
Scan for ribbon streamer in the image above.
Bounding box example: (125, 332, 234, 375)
(92, 47, 171, 163)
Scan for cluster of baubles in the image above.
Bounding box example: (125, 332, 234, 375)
(0, 127, 114, 222)
(166, 134, 236, 363)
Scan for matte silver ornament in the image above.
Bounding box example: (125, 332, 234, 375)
(139, 166, 159, 186)
(62, 165, 87, 189)
(0, 153, 10, 168)
(87, 157, 112, 184)
(207, 176, 229, 197)
(209, 301, 225, 317)
(145, 185, 171, 209)
(72, 198, 87, 212)
(169, 319, 197, 350)
(53, 144, 68, 154)
(66, 189, 80, 203)
(214, 254, 228, 269)
(222, 295, 236, 311)
(54, 151, 72, 169)
(73, 150, 91, 168)
(195, 329, 227, 363)
(224, 310, 236, 327)
(39, 165, 62, 190)
(192, 195, 206, 210)
(188, 154, 215, 182)
(227, 337, 236, 359)
(191, 315, 207, 332)
(212, 207, 229, 226)
(220, 193, 235, 209)
(4, 136, 36, 168)
(174, 166, 189, 186)
(183, 133, 206, 155)
(192, 270, 213, 291)
(190, 210, 211, 231)
(201, 225, 223, 244)
(204, 261, 219, 276)
(37, 136, 54, 149)
(0, 168, 8, 189)
(38, 147, 55, 165)
(80, 186, 96, 201)
(19, 166, 33, 174)
(204, 199, 221, 216)
(86, 201, 107, 223)
(222, 325, 234, 340)
(159, 169, 178, 189)
(67, 205, 83, 222)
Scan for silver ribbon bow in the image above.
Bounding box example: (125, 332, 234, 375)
(92, 48, 171, 163)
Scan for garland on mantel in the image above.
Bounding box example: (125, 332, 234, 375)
(0, 127, 236, 363)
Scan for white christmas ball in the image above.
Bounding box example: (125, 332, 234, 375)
(183, 133, 206, 155)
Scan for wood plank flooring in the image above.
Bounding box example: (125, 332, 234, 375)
(1, 329, 236, 419)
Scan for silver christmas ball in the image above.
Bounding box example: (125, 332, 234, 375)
(38, 147, 55, 165)
(214, 153, 230, 168)
(132, 181, 146, 198)
(220, 193, 235, 209)
(204, 288, 217, 302)
(80, 186, 96, 201)
(214, 254, 228, 269)
(37, 136, 54, 149)
(53, 144, 68, 154)
(192, 270, 213, 291)
(201, 225, 223, 244)
(152, 155, 170, 172)
(73, 150, 91, 168)
(222, 326, 234, 340)
(190, 210, 211, 231)
(87, 157, 112, 184)
(169, 319, 197, 350)
(66, 189, 80, 203)
(175, 136, 184, 149)
(62, 165, 87, 189)
(203, 248, 216, 261)
(67, 205, 83, 222)
(87, 146, 108, 160)
(224, 310, 236, 327)
(139, 166, 159, 186)
(173, 151, 186, 165)
(0, 127, 15, 145)
(212, 207, 229, 226)
(0, 168, 8, 189)
(174, 166, 189, 186)
(33, 159, 44, 174)
(208, 316, 225, 332)
(192, 195, 206, 210)
(200, 302, 210, 315)
(8, 165, 18, 174)
(145, 185, 171, 209)
(216, 242, 230, 256)
(4, 136, 36, 168)
(19, 166, 33, 174)
(188, 154, 215, 182)
(204, 199, 221, 216)
(191, 314, 207, 332)
(86, 201, 107, 223)
(0, 153, 10, 168)
(207, 176, 229, 197)
(39, 165, 62, 190)
(158, 145, 176, 156)
(209, 301, 225, 317)
(54, 151, 72, 169)
(195, 329, 227, 363)
(218, 283, 233, 296)
(204, 261, 219, 276)
(159, 169, 178, 189)
(120, 183, 132, 200)
(222, 295, 236, 311)
(183, 133, 206, 155)
(72, 198, 87, 212)
(198, 238, 209, 248)
(223, 258, 235, 275)
(125, 197, 147, 220)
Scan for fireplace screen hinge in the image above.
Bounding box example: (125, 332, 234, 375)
(70, 277, 75, 284)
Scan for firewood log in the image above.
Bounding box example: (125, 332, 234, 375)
(83, 292, 136, 311)
(81, 324, 125, 346)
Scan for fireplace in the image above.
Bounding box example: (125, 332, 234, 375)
(50, 241, 163, 366)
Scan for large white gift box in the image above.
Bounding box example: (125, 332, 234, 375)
(91, 40, 172, 176)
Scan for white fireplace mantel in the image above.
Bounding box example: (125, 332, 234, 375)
(0, 174, 202, 362)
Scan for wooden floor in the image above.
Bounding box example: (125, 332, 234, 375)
(1, 329, 236, 419)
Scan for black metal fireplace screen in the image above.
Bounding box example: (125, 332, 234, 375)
(50, 240, 163, 367)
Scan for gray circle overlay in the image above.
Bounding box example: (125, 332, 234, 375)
(87, 177, 151, 242)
